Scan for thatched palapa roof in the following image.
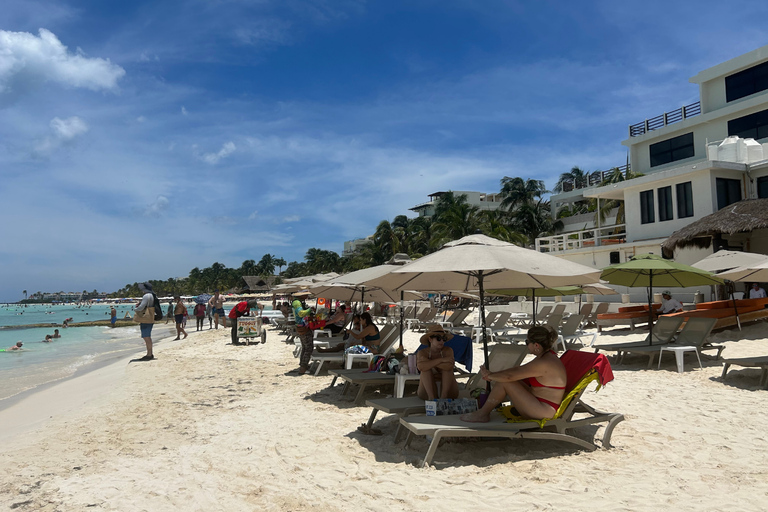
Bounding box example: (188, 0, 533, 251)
(241, 275, 278, 292)
(662, 198, 768, 257)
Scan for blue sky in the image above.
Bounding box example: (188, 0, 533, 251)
(1, 0, 767, 301)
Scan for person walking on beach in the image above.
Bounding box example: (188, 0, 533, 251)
(208, 290, 226, 329)
(194, 302, 206, 331)
(292, 299, 313, 375)
(173, 295, 188, 340)
(206, 302, 213, 329)
(110, 306, 117, 328)
(165, 301, 173, 324)
(134, 282, 158, 361)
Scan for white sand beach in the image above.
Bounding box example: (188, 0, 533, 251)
(2, 318, 768, 511)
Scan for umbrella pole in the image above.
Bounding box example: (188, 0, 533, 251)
(399, 290, 404, 350)
(477, 272, 490, 392)
(728, 281, 742, 331)
(648, 273, 654, 346)
(532, 289, 537, 325)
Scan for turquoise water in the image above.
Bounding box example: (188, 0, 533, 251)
(0, 303, 277, 405)
(0, 304, 177, 404)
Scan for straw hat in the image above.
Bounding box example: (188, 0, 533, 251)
(419, 324, 454, 345)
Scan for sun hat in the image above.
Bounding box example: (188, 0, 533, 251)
(419, 324, 454, 344)
(662, 290, 671, 296)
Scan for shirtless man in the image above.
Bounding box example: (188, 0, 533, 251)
(110, 306, 117, 327)
(52, 329, 61, 338)
(7, 341, 23, 351)
(208, 290, 227, 329)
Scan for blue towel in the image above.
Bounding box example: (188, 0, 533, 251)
(416, 334, 473, 372)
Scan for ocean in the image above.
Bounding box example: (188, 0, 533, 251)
(0, 303, 177, 405)
(0, 302, 279, 406)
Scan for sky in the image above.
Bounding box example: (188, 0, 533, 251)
(1, 0, 768, 302)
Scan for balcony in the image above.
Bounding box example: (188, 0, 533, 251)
(535, 224, 627, 253)
(559, 164, 631, 192)
(629, 101, 701, 137)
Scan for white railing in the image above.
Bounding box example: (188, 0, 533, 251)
(535, 224, 627, 253)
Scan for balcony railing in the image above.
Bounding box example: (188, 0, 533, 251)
(535, 224, 627, 253)
(559, 164, 631, 192)
(629, 101, 701, 137)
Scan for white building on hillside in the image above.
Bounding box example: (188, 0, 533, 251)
(540, 44, 768, 284)
(409, 190, 503, 218)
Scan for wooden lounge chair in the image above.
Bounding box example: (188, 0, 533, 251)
(398, 350, 623, 467)
(362, 344, 530, 438)
(721, 356, 768, 387)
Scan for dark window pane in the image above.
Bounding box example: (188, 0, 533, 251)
(676, 182, 694, 218)
(726, 61, 768, 102)
(658, 186, 673, 221)
(758, 177, 768, 199)
(640, 190, 655, 224)
(650, 133, 694, 168)
(728, 108, 768, 141)
(716, 178, 742, 209)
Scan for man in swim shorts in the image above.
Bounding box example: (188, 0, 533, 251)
(208, 290, 227, 329)
(110, 306, 117, 327)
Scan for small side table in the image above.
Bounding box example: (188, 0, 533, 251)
(658, 346, 702, 374)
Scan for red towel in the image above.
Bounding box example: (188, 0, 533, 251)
(560, 350, 614, 391)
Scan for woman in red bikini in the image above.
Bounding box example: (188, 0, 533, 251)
(461, 325, 566, 422)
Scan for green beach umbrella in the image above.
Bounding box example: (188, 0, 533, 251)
(600, 254, 723, 344)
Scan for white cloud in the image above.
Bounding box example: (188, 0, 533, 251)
(35, 115, 89, 154)
(136, 115, 146, 123)
(50, 116, 88, 140)
(181, 106, 188, 116)
(143, 195, 169, 217)
(0, 28, 125, 94)
(248, 210, 259, 220)
(201, 141, 236, 164)
(281, 215, 300, 223)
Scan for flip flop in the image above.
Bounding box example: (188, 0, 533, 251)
(357, 424, 383, 436)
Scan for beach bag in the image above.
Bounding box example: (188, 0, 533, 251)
(367, 355, 387, 372)
(152, 295, 163, 321)
(133, 307, 155, 324)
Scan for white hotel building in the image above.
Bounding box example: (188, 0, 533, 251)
(539, 44, 768, 300)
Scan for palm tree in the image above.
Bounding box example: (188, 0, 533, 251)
(257, 254, 276, 276)
(274, 257, 286, 275)
(591, 167, 645, 228)
(510, 199, 563, 245)
(499, 177, 548, 211)
(553, 166, 590, 193)
(430, 201, 483, 248)
(22, 290, 27, 301)
(239, 259, 258, 275)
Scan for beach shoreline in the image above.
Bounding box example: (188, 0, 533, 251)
(2, 321, 768, 510)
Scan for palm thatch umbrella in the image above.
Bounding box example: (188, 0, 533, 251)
(661, 198, 768, 258)
(600, 254, 723, 344)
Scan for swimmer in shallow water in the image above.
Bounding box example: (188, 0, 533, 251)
(42, 335, 53, 343)
(2, 342, 24, 351)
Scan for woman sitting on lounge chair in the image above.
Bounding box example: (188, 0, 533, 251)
(343, 312, 382, 353)
(316, 314, 361, 353)
(416, 325, 459, 400)
(461, 325, 566, 423)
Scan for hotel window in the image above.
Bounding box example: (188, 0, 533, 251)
(725, 60, 768, 103)
(649, 133, 694, 167)
(728, 108, 768, 141)
(676, 182, 694, 218)
(716, 178, 742, 210)
(658, 186, 673, 221)
(758, 176, 768, 198)
(640, 190, 655, 224)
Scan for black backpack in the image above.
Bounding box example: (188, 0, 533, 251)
(152, 294, 164, 321)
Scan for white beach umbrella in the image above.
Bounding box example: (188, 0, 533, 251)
(365, 234, 602, 369)
(691, 250, 768, 274)
(718, 258, 768, 283)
